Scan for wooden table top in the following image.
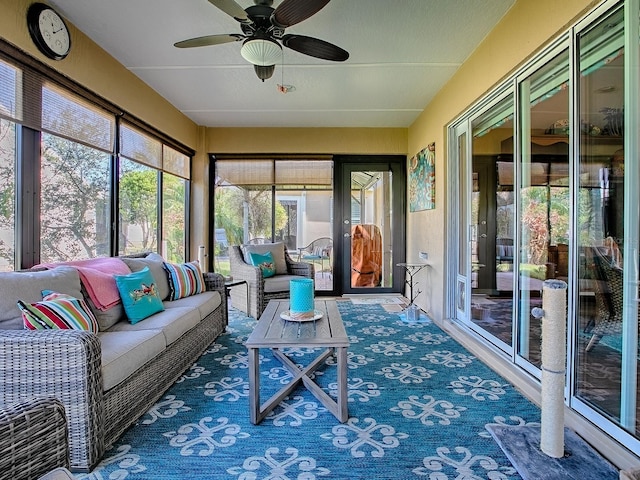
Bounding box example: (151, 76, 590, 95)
(245, 299, 349, 349)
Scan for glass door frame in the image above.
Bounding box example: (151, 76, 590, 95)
(334, 156, 406, 296)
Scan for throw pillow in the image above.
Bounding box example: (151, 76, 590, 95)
(163, 261, 205, 301)
(242, 242, 287, 275)
(18, 290, 99, 332)
(114, 266, 164, 324)
(249, 251, 276, 278)
(121, 255, 171, 300)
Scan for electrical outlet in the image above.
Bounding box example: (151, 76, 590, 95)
(419, 251, 428, 260)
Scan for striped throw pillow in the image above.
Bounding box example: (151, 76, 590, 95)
(18, 291, 99, 332)
(163, 261, 206, 301)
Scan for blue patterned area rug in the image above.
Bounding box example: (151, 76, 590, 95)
(77, 301, 542, 479)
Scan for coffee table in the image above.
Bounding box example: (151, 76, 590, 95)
(245, 299, 349, 424)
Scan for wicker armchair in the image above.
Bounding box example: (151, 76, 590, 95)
(229, 244, 313, 319)
(0, 397, 71, 480)
(585, 246, 623, 352)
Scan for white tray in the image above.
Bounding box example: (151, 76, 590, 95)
(280, 310, 323, 322)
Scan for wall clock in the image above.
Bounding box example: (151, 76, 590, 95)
(27, 3, 71, 60)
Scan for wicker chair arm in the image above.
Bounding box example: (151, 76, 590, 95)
(285, 250, 314, 278)
(0, 397, 69, 480)
(229, 246, 263, 286)
(0, 330, 104, 472)
(203, 271, 228, 325)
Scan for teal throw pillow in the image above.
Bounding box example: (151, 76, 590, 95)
(114, 266, 164, 324)
(249, 251, 276, 278)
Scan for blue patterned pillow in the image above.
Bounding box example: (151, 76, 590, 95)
(114, 266, 164, 324)
(249, 251, 276, 278)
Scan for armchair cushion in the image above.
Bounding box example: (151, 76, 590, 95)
(241, 242, 288, 275)
(249, 251, 276, 278)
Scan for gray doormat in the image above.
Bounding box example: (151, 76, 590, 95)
(486, 425, 618, 480)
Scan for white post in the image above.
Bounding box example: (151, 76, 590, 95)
(533, 279, 568, 458)
(198, 245, 207, 273)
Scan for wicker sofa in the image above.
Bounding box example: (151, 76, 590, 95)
(0, 253, 228, 472)
(0, 397, 71, 480)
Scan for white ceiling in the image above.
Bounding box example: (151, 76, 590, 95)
(49, 0, 515, 128)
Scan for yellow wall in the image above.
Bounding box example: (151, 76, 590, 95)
(206, 127, 407, 155)
(406, 0, 596, 320)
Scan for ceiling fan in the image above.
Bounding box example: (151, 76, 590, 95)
(174, 0, 349, 81)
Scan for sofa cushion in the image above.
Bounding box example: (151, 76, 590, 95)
(0, 267, 83, 330)
(99, 329, 166, 391)
(249, 251, 276, 278)
(242, 242, 287, 275)
(263, 274, 304, 293)
(82, 286, 124, 332)
(18, 291, 99, 332)
(163, 290, 222, 320)
(107, 306, 200, 346)
(163, 261, 205, 300)
(114, 267, 165, 324)
(121, 254, 170, 301)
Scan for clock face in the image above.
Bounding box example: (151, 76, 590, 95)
(38, 9, 70, 57)
(27, 3, 71, 60)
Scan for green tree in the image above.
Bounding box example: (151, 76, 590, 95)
(119, 164, 157, 253)
(40, 133, 110, 261)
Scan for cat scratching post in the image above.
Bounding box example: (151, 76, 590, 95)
(532, 279, 568, 458)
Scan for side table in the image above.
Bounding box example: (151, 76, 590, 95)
(225, 278, 248, 312)
(396, 262, 430, 322)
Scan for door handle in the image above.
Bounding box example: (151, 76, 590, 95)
(343, 233, 351, 238)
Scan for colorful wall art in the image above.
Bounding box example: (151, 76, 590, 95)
(409, 142, 435, 212)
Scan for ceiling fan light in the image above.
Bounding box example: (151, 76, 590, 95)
(241, 38, 282, 66)
(254, 64, 275, 81)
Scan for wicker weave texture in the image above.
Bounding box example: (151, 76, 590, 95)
(0, 257, 228, 472)
(0, 330, 103, 472)
(103, 305, 226, 449)
(0, 397, 69, 480)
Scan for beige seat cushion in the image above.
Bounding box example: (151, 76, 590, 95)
(263, 274, 305, 293)
(99, 330, 166, 391)
(163, 291, 221, 320)
(107, 306, 200, 346)
(241, 242, 287, 275)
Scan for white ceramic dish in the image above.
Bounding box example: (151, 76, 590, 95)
(280, 310, 324, 322)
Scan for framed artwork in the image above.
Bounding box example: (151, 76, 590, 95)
(409, 142, 435, 212)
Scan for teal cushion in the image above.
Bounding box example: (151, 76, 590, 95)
(249, 251, 276, 278)
(114, 266, 164, 324)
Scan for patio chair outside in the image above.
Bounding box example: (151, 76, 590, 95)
(297, 237, 333, 277)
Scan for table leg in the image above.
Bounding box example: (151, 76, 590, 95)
(336, 346, 348, 422)
(248, 347, 259, 425)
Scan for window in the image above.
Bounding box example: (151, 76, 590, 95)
(40, 85, 113, 262)
(0, 44, 192, 267)
(0, 118, 16, 271)
(213, 157, 333, 290)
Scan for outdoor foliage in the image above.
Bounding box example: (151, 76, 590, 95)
(214, 185, 287, 249)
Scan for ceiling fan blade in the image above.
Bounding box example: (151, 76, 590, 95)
(208, 0, 250, 23)
(174, 34, 244, 48)
(272, 0, 330, 28)
(282, 34, 349, 61)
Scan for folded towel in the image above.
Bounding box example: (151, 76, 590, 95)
(35, 258, 131, 311)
